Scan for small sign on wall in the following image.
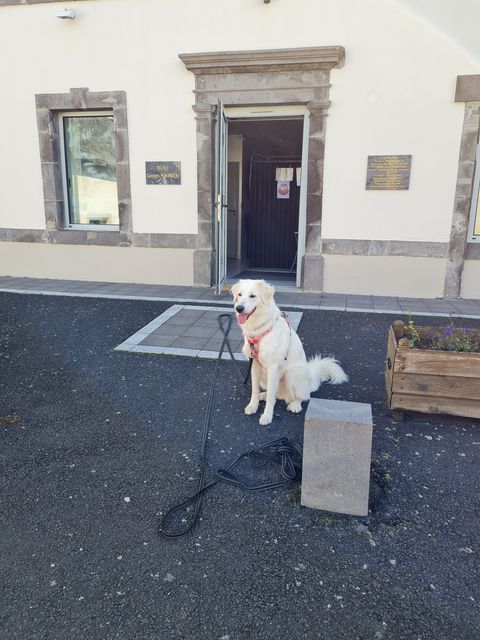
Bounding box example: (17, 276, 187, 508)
(366, 155, 412, 190)
(277, 180, 290, 199)
(145, 161, 181, 185)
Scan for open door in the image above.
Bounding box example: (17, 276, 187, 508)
(223, 106, 309, 288)
(214, 99, 228, 293)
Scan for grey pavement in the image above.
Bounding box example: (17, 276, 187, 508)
(0, 292, 479, 640)
(0, 275, 479, 317)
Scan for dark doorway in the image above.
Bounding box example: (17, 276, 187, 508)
(227, 118, 303, 285)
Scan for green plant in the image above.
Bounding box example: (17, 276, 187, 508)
(405, 315, 480, 353)
(405, 311, 420, 347)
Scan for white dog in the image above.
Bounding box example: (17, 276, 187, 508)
(231, 279, 348, 426)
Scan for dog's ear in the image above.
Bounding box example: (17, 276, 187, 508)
(230, 281, 241, 299)
(258, 280, 275, 304)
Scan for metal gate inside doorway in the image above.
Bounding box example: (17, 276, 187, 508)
(246, 157, 300, 270)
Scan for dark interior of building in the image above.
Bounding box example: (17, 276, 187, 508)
(227, 118, 304, 284)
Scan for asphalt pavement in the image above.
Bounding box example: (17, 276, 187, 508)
(0, 292, 479, 640)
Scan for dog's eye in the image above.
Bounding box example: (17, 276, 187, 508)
(238, 293, 242, 297)
(249, 294, 256, 298)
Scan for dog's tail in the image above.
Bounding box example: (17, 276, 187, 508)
(307, 355, 348, 393)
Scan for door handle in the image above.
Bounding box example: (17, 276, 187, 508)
(216, 200, 228, 222)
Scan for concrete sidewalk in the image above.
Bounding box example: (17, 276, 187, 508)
(1, 275, 479, 317)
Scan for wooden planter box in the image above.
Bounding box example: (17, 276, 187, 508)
(385, 320, 480, 420)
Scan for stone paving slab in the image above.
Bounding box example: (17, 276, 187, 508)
(372, 302, 403, 310)
(115, 304, 304, 359)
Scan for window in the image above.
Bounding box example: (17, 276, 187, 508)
(469, 141, 480, 242)
(59, 112, 119, 229)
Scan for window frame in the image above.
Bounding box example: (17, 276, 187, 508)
(35, 88, 132, 245)
(467, 141, 480, 243)
(58, 110, 120, 232)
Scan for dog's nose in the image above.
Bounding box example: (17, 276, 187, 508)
(236, 305, 244, 313)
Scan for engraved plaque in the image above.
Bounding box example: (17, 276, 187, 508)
(366, 155, 412, 190)
(145, 161, 181, 185)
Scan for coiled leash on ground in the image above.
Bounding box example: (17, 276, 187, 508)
(158, 313, 303, 539)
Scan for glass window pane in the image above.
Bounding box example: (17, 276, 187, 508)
(63, 115, 119, 226)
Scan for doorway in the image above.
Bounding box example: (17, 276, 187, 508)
(222, 114, 306, 288)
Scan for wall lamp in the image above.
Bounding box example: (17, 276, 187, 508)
(56, 8, 75, 19)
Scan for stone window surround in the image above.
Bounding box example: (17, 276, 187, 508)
(15, 86, 195, 250)
(179, 46, 345, 289)
(35, 87, 133, 246)
(443, 75, 480, 298)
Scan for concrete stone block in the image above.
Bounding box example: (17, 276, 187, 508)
(301, 398, 373, 516)
(303, 254, 324, 292)
(193, 249, 212, 287)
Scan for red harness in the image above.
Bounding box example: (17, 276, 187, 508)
(246, 314, 291, 361)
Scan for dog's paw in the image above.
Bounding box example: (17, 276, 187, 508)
(244, 403, 259, 415)
(287, 400, 302, 413)
(259, 412, 273, 426)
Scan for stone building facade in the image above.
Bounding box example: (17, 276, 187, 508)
(0, 0, 479, 298)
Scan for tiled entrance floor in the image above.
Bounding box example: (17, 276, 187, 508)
(115, 304, 303, 359)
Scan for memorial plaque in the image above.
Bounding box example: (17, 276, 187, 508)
(366, 155, 412, 190)
(146, 161, 181, 185)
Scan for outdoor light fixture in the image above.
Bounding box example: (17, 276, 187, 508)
(56, 7, 75, 19)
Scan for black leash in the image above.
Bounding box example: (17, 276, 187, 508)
(157, 313, 302, 539)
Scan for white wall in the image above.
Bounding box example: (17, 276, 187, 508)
(324, 255, 446, 297)
(0, 0, 199, 234)
(320, 0, 477, 242)
(461, 261, 480, 299)
(394, 0, 480, 64)
(0, 242, 193, 285)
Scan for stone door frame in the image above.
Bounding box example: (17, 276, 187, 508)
(224, 103, 310, 290)
(444, 75, 480, 298)
(179, 46, 345, 289)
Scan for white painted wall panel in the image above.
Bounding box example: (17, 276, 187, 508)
(323, 254, 446, 297)
(460, 261, 480, 299)
(0, 243, 194, 285)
